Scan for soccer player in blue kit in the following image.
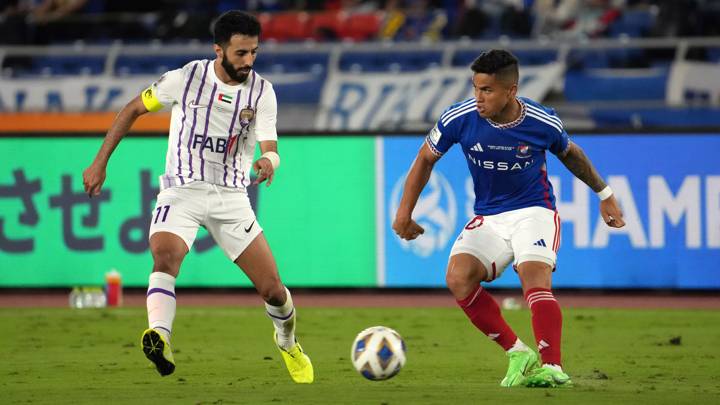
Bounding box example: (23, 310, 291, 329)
(392, 49, 626, 387)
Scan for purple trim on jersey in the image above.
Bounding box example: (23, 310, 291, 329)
(267, 308, 294, 321)
(186, 60, 210, 179)
(233, 74, 256, 187)
(176, 62, 199, 181)
(254, 79, 265, 107)
(199, 83, 218, 181)
(231, 142, 240, 187)
(233, 136, 247, 187)
(223, 89, 242, 187)
(247, 71, 256, 106)
(147, 288, 176, 299)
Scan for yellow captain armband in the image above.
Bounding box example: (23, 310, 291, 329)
(141, 86, 163, 112)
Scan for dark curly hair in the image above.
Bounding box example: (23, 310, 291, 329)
(470, 49, 519, 86)
(213, 11, 261, 46)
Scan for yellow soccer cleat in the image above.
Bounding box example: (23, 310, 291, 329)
(274, 333, 314, 383)
(141, 328, 176, 376)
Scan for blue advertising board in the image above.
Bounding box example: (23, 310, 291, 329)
(382, 134, 720, 289)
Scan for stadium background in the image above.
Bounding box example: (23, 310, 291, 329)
(0, 0, 720, 403)
(1, 0, 719, 290)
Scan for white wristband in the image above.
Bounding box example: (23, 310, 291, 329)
(597, 186, 613, 201)
(261, 151, 280, 169)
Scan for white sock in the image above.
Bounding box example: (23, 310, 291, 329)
(265, 286, 296, 350)
(507, 338, 530, 353)
(146, 272, 176, 341)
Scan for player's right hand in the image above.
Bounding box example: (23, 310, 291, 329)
(600, 195, 625, 228)
(392, 215, 425, 241)
(82, 163, 106, 197)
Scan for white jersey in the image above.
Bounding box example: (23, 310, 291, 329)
(141, 59, 277, 191)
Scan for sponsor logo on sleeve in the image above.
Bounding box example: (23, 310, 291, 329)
(428, 125, 442, 144)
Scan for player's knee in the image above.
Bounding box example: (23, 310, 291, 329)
(150, 245, 184, 275)
(517, 260, 552, 290)
(446, 256, 487, 296)
(446, 269, 477, 298)
(259, 281, 286, 306)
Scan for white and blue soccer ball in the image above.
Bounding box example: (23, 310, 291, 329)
(351, 326, 407, 381)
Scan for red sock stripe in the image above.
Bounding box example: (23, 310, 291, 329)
(526, 291, 556, 309)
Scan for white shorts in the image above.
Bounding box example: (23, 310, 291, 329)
(148, 181, 262, 261)
(449, 206, 561, 282)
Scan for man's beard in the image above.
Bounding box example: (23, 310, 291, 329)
(221, 54, 251, 83)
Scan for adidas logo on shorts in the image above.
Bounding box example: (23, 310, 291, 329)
(533, 239, 547, 247)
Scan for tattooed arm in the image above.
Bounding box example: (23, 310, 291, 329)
(556, 141, 606, 192)
(557, 141, 626, 228)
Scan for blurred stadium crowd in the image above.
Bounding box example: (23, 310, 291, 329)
(1, 0, 720, 45)
(1, 0, 719, 130)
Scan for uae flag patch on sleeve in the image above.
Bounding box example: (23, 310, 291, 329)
(218, 93, 233, 104)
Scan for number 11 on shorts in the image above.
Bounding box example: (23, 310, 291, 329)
(154, 205, 170, 224)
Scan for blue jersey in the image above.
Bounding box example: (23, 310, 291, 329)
(426, 97, 570, 215)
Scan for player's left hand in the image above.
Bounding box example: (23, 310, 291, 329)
(600, 195, 625, 228)
(252, 157, 274, 186)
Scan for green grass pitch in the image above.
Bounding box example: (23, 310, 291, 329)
(2, 306, 719, 404)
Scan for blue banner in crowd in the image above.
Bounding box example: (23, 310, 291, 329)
(382, 134, 720, 289)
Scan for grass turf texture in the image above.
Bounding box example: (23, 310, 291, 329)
(2, 307, 719, 404)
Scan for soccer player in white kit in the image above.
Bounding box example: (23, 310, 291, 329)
(393, 50, 626, 388)
(82, 11, 313, 383)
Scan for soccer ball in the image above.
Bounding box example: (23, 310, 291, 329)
(351, 326, 406, 381)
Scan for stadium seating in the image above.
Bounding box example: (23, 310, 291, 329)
(339, 12, 384, 42)
(452, 49, 558, 67)
(590, 106, 720, 127)
(252, 52, 329, 74)
(608, 10, 655, 38)
(115, 55, 211, 75)
(338, 50, 442, 72)
(259, 12, 312, 42)
(307, 11, 347, 41)
(563, 67, 668, 101)
(258, 11, 383, 42)
(8, 55, 106, 77)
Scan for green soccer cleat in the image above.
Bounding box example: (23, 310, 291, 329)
(500, 349, 540, 387)
(274, 333, 314, 384)
(141, 328, 175, 377)
(524, 365, 573, 388)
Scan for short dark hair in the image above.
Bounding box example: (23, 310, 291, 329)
(470, 49, 519, 86)
(213, 11, 261, 46)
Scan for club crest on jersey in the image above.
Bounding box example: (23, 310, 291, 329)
(218, 93, 233, 104)
(516, 143, 531, 159)
(239, 107, 254, 126)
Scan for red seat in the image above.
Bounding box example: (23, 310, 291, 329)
(307, 11, 347, 41)
(260, 12, 311, 42)
(340, 12, 384, 41)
